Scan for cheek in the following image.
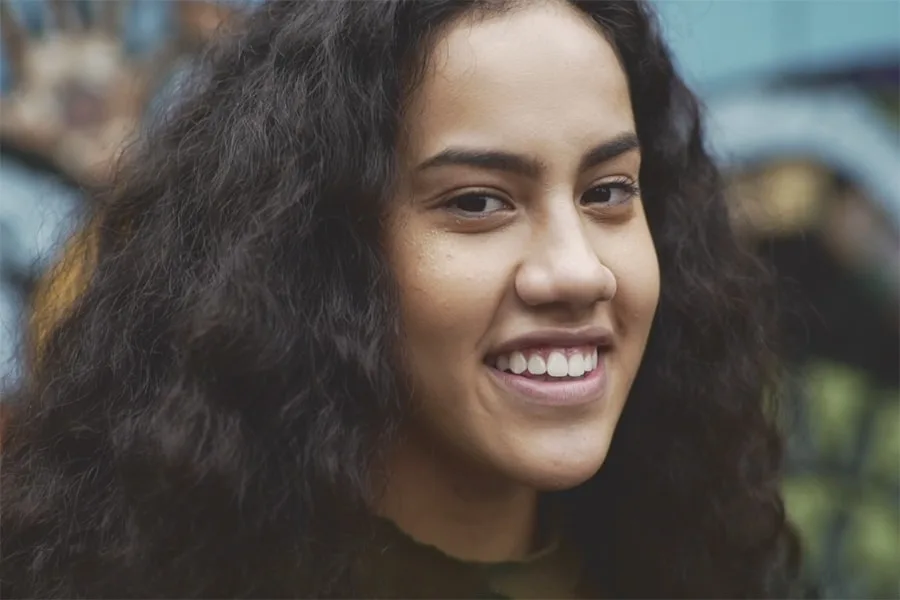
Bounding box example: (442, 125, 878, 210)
(387, 229, 510, 366)
(605, 224, 661, 341)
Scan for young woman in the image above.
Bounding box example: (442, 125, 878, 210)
(0, 0, 803, 597)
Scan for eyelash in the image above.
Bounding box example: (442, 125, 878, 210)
(438, 189, 512, 219)
(580, 177, 640, 206)
(443, 177, 640, 217)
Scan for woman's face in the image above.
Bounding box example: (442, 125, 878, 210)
(386, 2, 660, 491)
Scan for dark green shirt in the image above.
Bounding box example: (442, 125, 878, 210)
(356, 519, 592, 599)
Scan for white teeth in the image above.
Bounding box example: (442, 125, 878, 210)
(509, 351, 527, 375)
(546, 352, 569, 377)
(567, 354, 585, 377)
(584, 348, 597, 372)
(493, 348, 599, 378)
(526, 354, 547, 375)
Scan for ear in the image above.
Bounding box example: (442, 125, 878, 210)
(175, 0, 243, 47)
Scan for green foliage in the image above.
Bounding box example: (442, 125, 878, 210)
(783, 360, 899, 598)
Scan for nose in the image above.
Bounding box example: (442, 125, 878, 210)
(515, 205, 616, 309)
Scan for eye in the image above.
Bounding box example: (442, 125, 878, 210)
(581, 178, 639, 206)
(445, 193, 510, 217)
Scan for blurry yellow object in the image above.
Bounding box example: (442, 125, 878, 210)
(29, 226, 97, 358)
(728, 161, 831, 238)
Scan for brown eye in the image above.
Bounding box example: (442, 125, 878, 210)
(447, 194, 509, 216)
(581, 181, 639, 206)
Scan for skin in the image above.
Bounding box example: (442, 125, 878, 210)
(381, 1, 660, 562)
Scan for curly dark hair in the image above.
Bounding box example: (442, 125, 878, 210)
(0, 0, 802, 597)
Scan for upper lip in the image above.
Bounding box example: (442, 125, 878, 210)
(488, 326, 614, 357)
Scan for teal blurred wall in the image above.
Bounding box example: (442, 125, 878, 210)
(654, 0, 899, 89)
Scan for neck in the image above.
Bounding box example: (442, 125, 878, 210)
(377, 430, 539, 563)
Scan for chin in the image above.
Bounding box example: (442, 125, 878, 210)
(512, 444, 612, 492)
(531, 462, 606, 491)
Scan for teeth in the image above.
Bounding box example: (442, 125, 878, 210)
(509, 351, 527, 375)
(567, 354, 585, 377)
(585, 348, 598, 372)
(493, 347, 599, 378)
(546, 352, 569, 377)
(526, 354, 547, 375)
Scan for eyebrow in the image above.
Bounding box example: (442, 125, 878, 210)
(415, 132, 640, 178)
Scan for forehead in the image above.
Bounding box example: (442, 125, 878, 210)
(401, 2, 635, 161)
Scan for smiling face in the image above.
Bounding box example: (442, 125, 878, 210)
(385, 1, 660, 492)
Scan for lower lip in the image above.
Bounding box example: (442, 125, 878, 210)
(487, 356, 608, 407)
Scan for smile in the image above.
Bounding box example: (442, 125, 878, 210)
(493, 346, 598, 378)
(486, 345, 609, 407)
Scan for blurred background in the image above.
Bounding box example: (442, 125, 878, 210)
(0, 1, 897, 596)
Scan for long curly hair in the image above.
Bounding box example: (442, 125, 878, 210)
(0, 0, 802, 597)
